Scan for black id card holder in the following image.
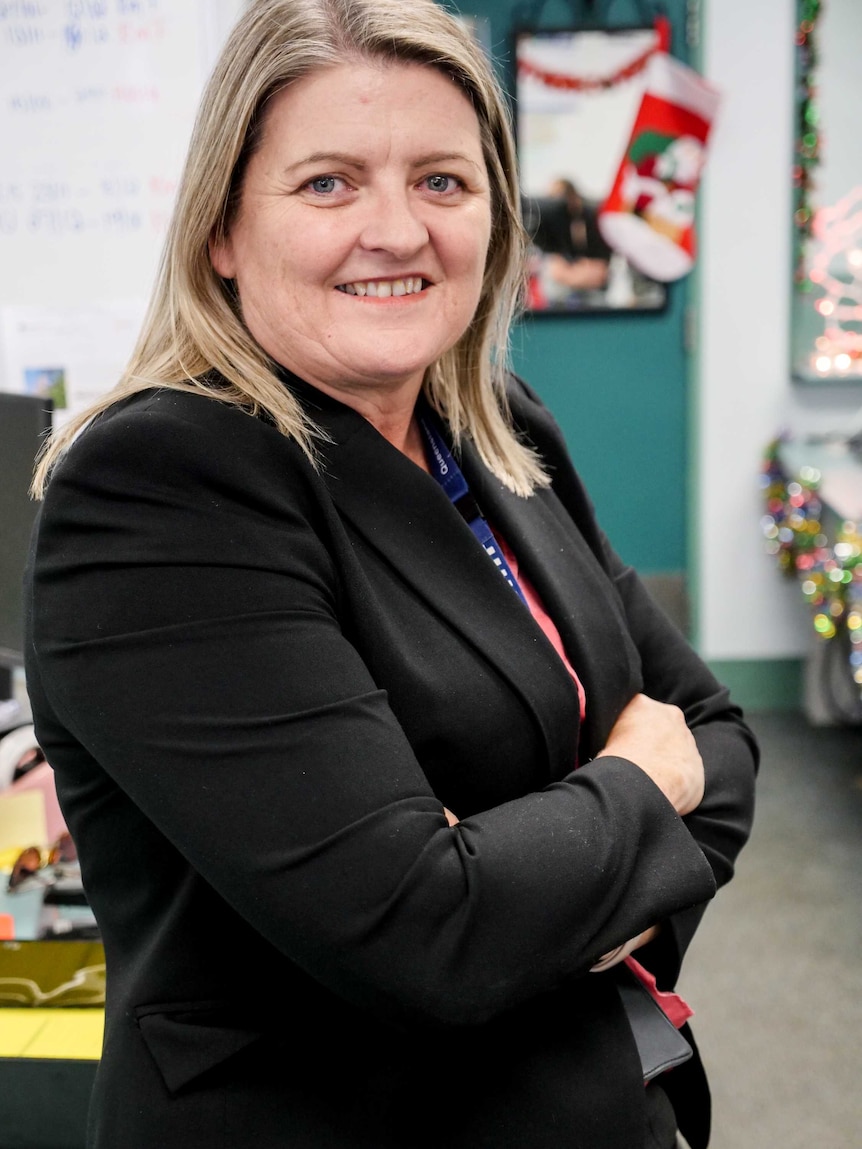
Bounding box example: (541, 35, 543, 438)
(615, 966, 694, 1083)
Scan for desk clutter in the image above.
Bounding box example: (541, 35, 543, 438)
(0, 723, 104, 1008)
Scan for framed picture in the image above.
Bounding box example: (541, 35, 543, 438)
(515, 25, 668, 315)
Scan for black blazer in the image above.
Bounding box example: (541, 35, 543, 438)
(24, 373, 757, 1149)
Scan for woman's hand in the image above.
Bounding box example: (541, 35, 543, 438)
(589, 925, 660, 972)
(595, 693, 704, 816)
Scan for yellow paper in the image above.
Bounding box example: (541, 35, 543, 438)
(0, 1009, 49, 1056)
(23, 1008, 104, 1060)
(0, 791, 48, 856)
(0, 1007, 103, 1059)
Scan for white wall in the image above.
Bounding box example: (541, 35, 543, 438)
(697, 0, 861, 660)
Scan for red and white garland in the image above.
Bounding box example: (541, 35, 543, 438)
(517, 17, 670, 94)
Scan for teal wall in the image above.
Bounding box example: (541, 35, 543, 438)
(451, 0, 694, 573)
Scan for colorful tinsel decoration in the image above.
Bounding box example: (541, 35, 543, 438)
(761, 439, 862, 689)
(793, 0, 823, 286)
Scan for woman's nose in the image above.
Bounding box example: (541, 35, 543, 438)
(358, 190, 429, 257)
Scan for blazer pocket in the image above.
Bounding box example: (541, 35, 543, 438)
(134, 1000, 264, 1095)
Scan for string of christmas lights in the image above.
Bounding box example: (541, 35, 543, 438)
(761, 439, 862, 690)
(807, 186, 862, 375)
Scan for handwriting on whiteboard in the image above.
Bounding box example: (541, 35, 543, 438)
(0, 1, 245, 309)
(2, 0, 202, 276)
(1, 1, 166, 49)
(0, 174, 178, 237)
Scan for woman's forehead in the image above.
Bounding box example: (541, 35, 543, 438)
(256, 61, 485, 159)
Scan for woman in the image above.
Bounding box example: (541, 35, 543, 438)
(540, 178, 612, 295)
(24, 2, 757, 1147)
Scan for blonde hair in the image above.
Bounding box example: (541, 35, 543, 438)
(33, 0, 548, 498)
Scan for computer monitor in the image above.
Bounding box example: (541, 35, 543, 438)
(0, 393, 53, 699)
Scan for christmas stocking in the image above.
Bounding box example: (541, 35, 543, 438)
(598, 50, 720, 282)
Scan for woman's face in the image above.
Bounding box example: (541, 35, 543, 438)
(211, 61, 493, 409)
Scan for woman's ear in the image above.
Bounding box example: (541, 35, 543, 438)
(209, 233, 236, 279)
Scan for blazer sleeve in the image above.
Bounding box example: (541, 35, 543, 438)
(508, 375, 759, 986)
(29, 392, 717, 1028)
(601, 535, 758, 985)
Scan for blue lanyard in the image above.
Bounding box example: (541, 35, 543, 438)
(419, 413, 528, 606)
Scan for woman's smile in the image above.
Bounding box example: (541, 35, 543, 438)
(335, 276, 430, 298)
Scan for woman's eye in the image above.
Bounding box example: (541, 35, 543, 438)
(423, 174, 462, 194)
(307, 176, 342, 195)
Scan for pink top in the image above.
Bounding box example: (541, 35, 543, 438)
(496, 536, 586, 721)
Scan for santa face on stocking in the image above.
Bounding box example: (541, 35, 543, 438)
(656, 135, 706, 186)
(620, 135, 705, 245)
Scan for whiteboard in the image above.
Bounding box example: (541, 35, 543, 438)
(0, 0, 245, 398)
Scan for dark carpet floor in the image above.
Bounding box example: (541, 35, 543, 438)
(677, 710, 862, 1148)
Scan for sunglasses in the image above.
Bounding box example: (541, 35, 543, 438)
(11, 745, 46, 784)
(7, 832, 79, 893)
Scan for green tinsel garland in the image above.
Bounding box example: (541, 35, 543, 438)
(793, 0, 823, 287)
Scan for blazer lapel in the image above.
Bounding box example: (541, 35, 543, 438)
(459, 438, 643, 761)
(294, 385, 580, 780)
